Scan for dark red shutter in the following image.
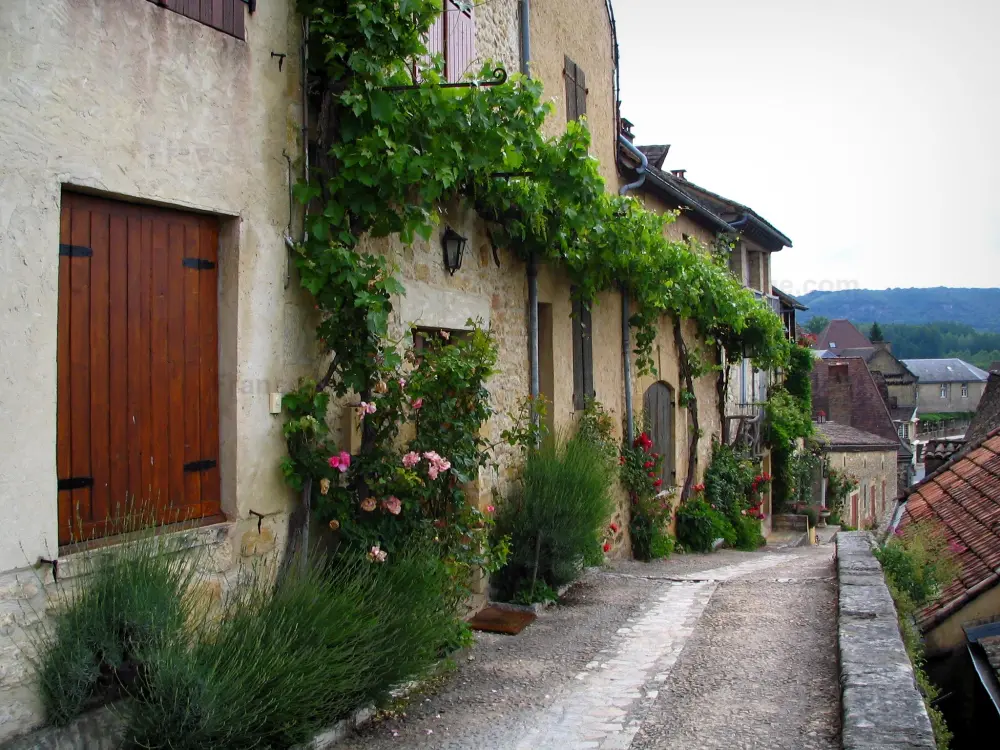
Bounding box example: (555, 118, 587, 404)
(57, 193, 221, 545)
(424, 2, 476, 82)
(147, 0, 246, 40)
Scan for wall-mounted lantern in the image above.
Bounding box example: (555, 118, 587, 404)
(441, 227, 468, 276)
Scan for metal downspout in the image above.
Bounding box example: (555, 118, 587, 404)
(521, 0, 539, 428)
(298, 17, 311, 564)
(617, 134, 648, 443)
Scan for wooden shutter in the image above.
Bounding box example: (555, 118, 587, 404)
(571, 294, 594, 410)
(643, 383, 675, 484)
(57, 193, 221, 545)
(425, 2, 476, 82)
(147, 0, 246, 40)
(564, 56, 587, 122)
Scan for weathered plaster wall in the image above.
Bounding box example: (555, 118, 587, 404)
(825, 448, 898, 529)
(925, 583, 1000, 654)
(0, 2, 306, 736)
(530, 0, 617, 185)
(916, 381, 986, 414)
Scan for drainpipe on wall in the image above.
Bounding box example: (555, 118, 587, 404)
(617, 134, 648, 443)
(521, 0, 540, 429)
(297, 17, 311, 566)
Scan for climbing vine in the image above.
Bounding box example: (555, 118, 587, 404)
(285, 0, 791, 546)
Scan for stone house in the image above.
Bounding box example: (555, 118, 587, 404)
(0, 0, 798, 737)
(811, 358, 912, 488)
(919, 370, 1000, 475)
(773, 287, 807, 342)
(902, 358, 990, 415)
(813, 318, 872, 352)
(813, 421, 898, 529)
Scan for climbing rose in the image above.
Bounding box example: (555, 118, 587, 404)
(619, 455, 626, 465)
(609, 522, 619, 533)
(319, 478, 331, 496)
(603, 542, 611, 553)
(360, 496, 377, 512)
(382, 496, 402, 516)
(367, 545, 387, 563)
(653, 478, 663, 488)
(486, 505, 495, 513)
(357, 401, 377, 418)
(373, 380, 388, 395)
(328, 519, 340, 531)
(411, 397, 424, 410)
(440, 330, 450, 340)
(644, 461, 654, 469)
(328, 452, 351, 473)
(398, 377, 407, 389)
(402, 451, 421, 469)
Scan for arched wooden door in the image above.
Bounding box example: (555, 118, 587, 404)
(643, 382, 675, 487)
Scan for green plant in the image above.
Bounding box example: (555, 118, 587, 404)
(875, 521, 958, 750)
(512, 579, 559, 606)
(802, 505, 819, 530)
(630, 491, 675, 561)
(493, 432, 615, 598)
(32, 524, 200, 725)
(649, 529, 676, 559)
(675, 492, 735, 553)
(826, 465, 858, 521)
(126, 544, 455, 749)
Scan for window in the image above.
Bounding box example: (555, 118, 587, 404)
(940, 383, 949, 399)
(571, 293, 594, 410)
(147, 0, 249, 40)
(58, 192, 221, 545)
(425, 1, 476, 83)
(564, 56, 588, 122)
(897, 423, 909, 440)
(829, 341, 836, 348)
(961, 383, 969, 398)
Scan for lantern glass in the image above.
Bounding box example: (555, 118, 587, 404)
(441, 227, 468, 275)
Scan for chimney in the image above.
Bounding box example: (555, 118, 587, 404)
(671, 169, 687, 180)
(621, 117, 635, 143)
(827, 361, 853, 427)
(874, 340, 892, 354)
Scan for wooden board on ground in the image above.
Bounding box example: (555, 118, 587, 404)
(467, 606, 536, 635)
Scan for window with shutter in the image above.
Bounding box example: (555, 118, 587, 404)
(564, 56, 588, 122)
(571, 294, 595, 410)
(57, 192, 221, 545)
(424, 1, 477, 83)
(146, 0, 249, 40)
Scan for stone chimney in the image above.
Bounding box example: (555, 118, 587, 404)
(827, 361, 853, 427)
(671, 169, 687, 180)
(621, 117, 635, 143)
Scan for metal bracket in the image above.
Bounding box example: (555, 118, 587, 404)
(58, 477, 94, 491)
(248, 509, 279, 534)
(240, 0, 257, 12)
(183, 459, 217, 473)
(182, 258, 216, 270)
(380, 67, 508, 92)
(59, 244, 92, 258)
(271, 51, 286, 72)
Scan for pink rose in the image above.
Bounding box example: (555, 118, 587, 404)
(382, 496, 402, 516)
(486, 505, 495, 514)
(360, 496, 377, 512)
(402, 451, 420, 469)
(411, 397, 424, 410)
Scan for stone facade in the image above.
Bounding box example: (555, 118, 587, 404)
(824, 448, 898, 529)
(914, 379, 986, 414)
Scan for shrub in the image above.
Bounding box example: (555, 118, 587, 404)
(648, 529, 676, 559)
(875, 521, 958, 608)
(493, 432, 615, 598)
(704, 442, 755, 517)
(675, 494, 735, 553)
(126, 544, 454, 749)
(731, 513, 765, 550)
(630, 492, 675, 561)
(32, 528, 199, 725)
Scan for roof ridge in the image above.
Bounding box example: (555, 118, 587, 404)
(901, 425, 1000, 500)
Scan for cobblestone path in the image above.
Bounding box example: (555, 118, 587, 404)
(340, 544, 840, 750)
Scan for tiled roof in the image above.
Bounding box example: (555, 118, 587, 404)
(835, 347, 878, 361)
(901, 358, 989, 383)
(924, 438, 966, 461)
(815, 421, 900, 450)
(671, 177, 793, 250)
(967, 373, 1000, 445)
(896, 428, 1000, 630)
(990, 361, 1000, 373)
(637, 144, 670, 170)
(772, 287, 807, 311)
(814, 319, 872, 351)
(811, 357, 909, 458)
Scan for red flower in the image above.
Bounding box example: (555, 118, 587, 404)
(653, 479, 663, 488)
(619, 455, 626, 465)
(648, 472, 656, 478)
(609, 522, 619, 533)
(643, 461, 654, 469)
(603, 542, 611, 553)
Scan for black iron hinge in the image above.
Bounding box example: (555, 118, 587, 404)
(58, 477, 94, 491)
(59, 244, 92, 258)
(184, 459, 217, 473)
(182, 258, 216, 270)
(241, 0, 257, 12)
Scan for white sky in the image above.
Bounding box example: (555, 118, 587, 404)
(613, 0, 1000, 297)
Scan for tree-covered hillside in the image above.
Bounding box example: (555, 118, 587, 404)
(799, 288, 1000, 333)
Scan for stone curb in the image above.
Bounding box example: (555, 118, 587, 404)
(835, 531, 936, 750)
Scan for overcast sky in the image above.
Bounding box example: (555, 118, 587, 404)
(613, 0, 1000, 297)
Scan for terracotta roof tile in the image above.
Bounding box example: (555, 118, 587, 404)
(897, 430, 1000, 629)
(814, 319, 872, 351)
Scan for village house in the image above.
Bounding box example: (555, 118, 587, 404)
(811, 358, 911, 490)
(0, 0, 796, 739)
(889, 427, 1000, 744)
(814, 318, 873, 352)
(813, 420, 898, 529)
(902, 358, 990, 415)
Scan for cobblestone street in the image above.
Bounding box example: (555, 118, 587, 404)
(340, 542, 840, 750)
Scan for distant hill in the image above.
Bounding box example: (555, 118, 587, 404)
(798, 287, 1000, 333)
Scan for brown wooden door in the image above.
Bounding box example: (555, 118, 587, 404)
(643, 382, 675, 486)
(57, 192, 220, 545)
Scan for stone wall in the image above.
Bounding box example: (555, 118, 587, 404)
(825, 449, 898, 529)
(836, 532, 936, 749)
(0, 518, 284, 740)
